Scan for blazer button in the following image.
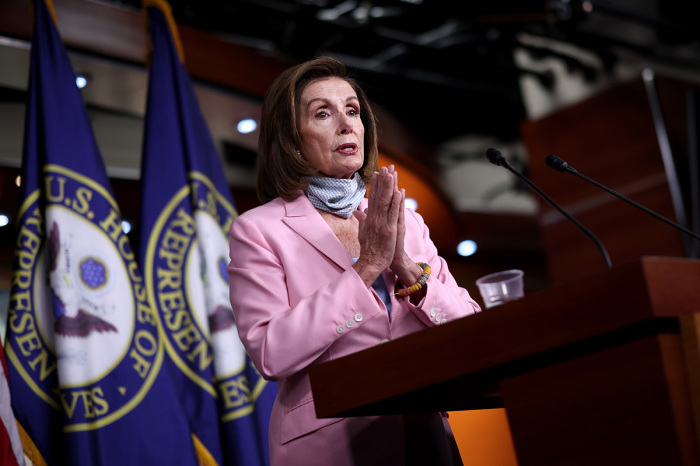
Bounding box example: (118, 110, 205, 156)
(430, 309, 436, 317)
(354, 313, 363, 322)
(440, 318, 447, 325)
(435, 313, 442, 322)
(336, 325, 345, 334)
(346, 319, 355, 328)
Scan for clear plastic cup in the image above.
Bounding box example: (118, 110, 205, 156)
(475, 269, 524, 309)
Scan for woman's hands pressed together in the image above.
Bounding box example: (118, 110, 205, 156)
(353, 166, 424, 296)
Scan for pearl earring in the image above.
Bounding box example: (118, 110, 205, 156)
(296, 149, 301, 155)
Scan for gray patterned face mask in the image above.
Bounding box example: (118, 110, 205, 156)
(303, 172, 366, 218)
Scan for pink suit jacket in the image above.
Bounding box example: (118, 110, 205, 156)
(228, 193, 480, 466)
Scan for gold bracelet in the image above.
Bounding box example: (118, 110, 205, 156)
(395, 262, 431, 297)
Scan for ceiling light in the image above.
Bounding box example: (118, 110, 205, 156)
(404, 197, 418, 210)
(237, 118, 257, 134)
(457, 240, 477, 257)
(0, 215, 9, 227)
(75, 73, 90, 89)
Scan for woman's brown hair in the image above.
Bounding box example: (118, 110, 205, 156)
(257, 56, 379, 203)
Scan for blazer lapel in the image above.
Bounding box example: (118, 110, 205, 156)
(282, 195, 354, 270)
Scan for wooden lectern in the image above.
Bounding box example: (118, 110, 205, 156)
(309, 257, 700, 465)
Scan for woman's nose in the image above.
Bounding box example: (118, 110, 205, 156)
(338, 114, 353, 134)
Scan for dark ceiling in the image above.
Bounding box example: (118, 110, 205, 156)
(112, 0, 700, 149)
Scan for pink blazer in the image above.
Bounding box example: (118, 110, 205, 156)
(228, 194, 480, 466)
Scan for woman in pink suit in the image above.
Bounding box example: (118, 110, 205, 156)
(228, 56, 481, 466)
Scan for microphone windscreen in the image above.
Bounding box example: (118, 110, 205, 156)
(546, 154, 568, 172)
(486, 148, 506, 166)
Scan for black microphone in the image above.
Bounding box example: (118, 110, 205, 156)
(486, 148, 612, 269)
(545, 154, 700, 242)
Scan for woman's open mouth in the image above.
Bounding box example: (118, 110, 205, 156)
(336, 143, 358, 154)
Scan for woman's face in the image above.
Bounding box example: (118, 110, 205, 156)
(297, 77, 365, 179)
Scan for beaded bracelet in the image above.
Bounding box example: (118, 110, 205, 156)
(395, 262, 431, 297)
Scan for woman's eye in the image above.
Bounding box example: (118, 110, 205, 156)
(315, 110, 329, 119)
(347, 108, 359, 116)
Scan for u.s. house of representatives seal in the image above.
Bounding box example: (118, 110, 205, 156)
(8, 165, 163, 431)
(144, 172, 267, 421)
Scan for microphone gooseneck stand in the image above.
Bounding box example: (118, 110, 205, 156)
(486, 148, 613, 269)
(545, 154, 700, 242)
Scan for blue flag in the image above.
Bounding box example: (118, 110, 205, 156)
(139, 1, 276, 465)
(4, 0, 199, 464)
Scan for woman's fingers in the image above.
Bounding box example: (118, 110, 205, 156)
(374, 167, 394, 208)
(398, 188, 405, 231)
(355, 166, 410, 286)
(367, 168, 395, 221)
(352, 209, 367, 230)
(390, 188, 406, 267)
(357, 166, 406, 271)
(357, 169, 398, 267)
(365, 166, 403, 231)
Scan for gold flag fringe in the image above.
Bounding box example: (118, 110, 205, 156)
(142, 0, 186, 65)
